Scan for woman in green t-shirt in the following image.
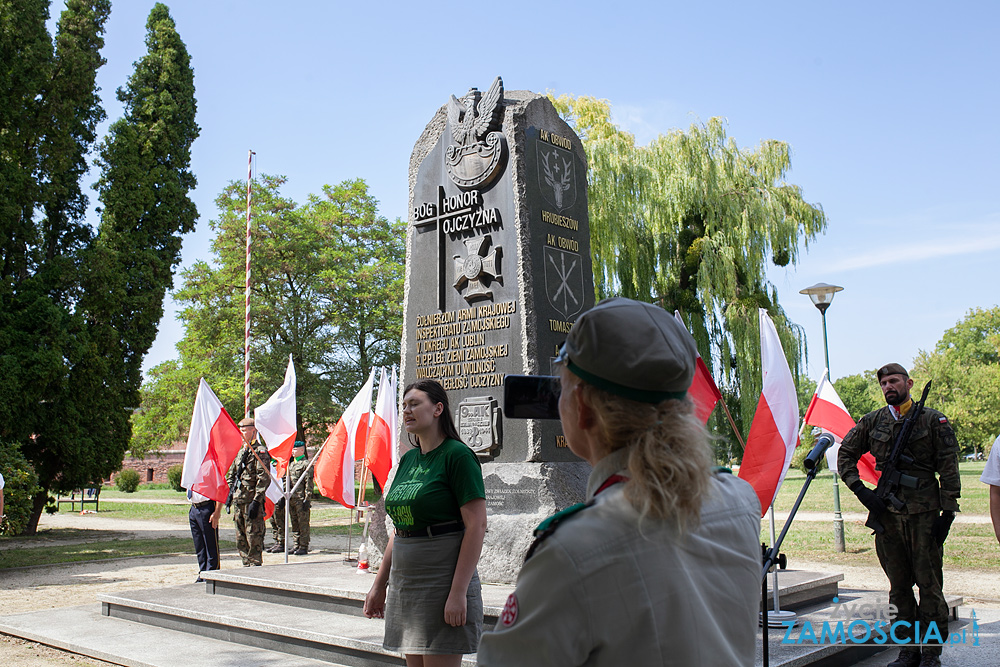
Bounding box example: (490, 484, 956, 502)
(364, 379, 487, 666)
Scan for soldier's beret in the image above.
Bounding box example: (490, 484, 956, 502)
(877, 363, 908, 380)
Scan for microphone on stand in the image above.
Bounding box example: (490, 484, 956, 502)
(804, 433, 836, 471)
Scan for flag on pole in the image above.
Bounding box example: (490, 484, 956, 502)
(255, 355, 297, 477)
(804, 371, 880, 486)
(739, 310, 800, 516)
(181, 379, 244, 503)
(262, 460, 283, 520)
(315, 368, 376, 508)
(365, 366, 399, 490)
(674, 311, 723, 423)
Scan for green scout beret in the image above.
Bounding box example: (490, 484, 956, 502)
(556, 297, 696, 404)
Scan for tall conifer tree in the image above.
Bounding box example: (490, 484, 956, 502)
(0, 2, 199, 532)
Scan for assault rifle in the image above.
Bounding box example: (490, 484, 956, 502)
(865, 380, 931, 535)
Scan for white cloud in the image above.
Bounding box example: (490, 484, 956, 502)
(827, 231, 1000, 272)
(611, 101, 690, 146)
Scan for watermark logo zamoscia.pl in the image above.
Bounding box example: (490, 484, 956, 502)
(780, 597, 981, 647)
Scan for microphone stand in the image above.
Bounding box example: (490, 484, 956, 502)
(760, 434, 834, 667)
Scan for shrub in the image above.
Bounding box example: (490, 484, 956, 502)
(115, 469, 141, 493)
(0, 442, 42, 536)
(168, 465, 184, 492)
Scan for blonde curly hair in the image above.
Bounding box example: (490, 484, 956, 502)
(579, 381, 714, 533)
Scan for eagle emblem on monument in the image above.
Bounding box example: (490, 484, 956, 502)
(446, 76, 505, 189)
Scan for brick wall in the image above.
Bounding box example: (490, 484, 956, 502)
(111, 450, 185, 485)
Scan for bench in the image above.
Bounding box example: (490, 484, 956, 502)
(56, 487, 101, 512)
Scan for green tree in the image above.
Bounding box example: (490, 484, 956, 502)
(833, 371, 883, 421)
(0, 2, 199, 533)
(131, 176, 405, 453)
(550, 95, 827, 444)
(0, 442, 43, 536)
(911, 306, 1000, 454)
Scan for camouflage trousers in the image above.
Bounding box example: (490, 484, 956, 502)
(270, 497, 310, 550)
(233, 502, 265, 566)
(875, 510, 948, 656)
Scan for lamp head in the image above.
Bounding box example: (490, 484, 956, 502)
(799, 282, 844, 314)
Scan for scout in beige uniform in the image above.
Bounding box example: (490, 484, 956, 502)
(477, 298, 761, 667)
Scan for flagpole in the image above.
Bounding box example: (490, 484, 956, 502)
(244, 149, 255, 419)
(672, 308, 745, 452)
(283, 466, 290, 564)
(718, 396, 745, 451)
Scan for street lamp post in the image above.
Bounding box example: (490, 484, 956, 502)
(800, 282, 846, 553)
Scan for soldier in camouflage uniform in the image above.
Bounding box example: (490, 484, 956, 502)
(228, 418, 272, 566)
(267, 440, 313, 555)
(839, 364, 961, 667)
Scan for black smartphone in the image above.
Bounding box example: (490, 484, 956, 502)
(503, 375, 561, 420)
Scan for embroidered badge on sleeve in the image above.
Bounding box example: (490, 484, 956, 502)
(500, 593, 519, 627)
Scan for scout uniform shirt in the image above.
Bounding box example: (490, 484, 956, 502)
(477, 448, 762, 667)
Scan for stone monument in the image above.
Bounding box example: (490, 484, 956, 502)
(370, 77, 596, 583)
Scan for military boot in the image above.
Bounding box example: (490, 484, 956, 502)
(886, 649, 920, 667)
(917, 654, 941, 667)
(265, 542, 284, 553)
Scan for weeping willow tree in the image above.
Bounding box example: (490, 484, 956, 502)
(551, 95, 827, 448)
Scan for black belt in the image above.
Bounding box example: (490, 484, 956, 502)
(396, 521, 464, 538)
(193, 500, 215, 510)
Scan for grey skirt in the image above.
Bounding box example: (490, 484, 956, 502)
(384, 531, 483, 655)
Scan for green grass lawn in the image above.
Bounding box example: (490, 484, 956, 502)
(55, 500, 192, 523)
(771, 461, 989, 515)
(764, 461, 996, 570)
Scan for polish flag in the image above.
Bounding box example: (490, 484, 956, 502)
(804, 371, 880, 486)
(262, 459, 284, 520)
(255, 355, 297, 477)
(365, 366, 399, 490)
(315, 368, 376, 508)
(739, 310, 800, 516)
(673, 311, 723, 423)
(181, 379, 243, 503)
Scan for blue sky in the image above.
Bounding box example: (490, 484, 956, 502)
(65, 0, 998, 385)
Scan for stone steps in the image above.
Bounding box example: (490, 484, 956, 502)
(0, 560, 968, 666)
(98, 583, 408, 667)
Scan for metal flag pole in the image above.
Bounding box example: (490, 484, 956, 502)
(244, 149, 255, 419)
(283, 466, 290, 564)
(356, 368, 383, 573)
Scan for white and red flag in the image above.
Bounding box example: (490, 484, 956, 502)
(181, 379, 244, 503)
(255, 355, 297, 477)
(315, 367, 376, 508)
(262, 460, 283, 520)
(739, 310, 800, 516)
(365, 366, 399, 490)
(804, 371, 880, 486)
(673, 311, 723, 423)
